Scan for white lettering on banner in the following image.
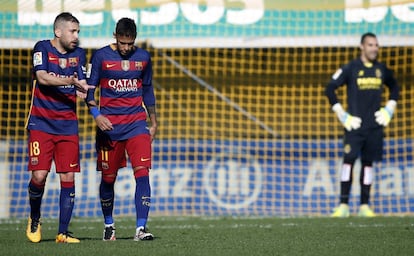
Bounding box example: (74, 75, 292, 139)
(302, 159, 335, 196)
(111, 0, 138, 23)
(302, 159, 414, 197)
(149, 167, 193, 197)
(408, 167, 414, 195)
(0, 162, 10, 218)
(203, 153, 262, 210)
(378, 166, 404, 196)
(17, 0, 104, 25)
(36, 159, 413, 202)
(17, 0, 264, 26)
(345, 0, 414, 23)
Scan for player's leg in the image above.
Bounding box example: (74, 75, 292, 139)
(358, 128, 383, 217)
(127, 134, 153, 241)
(358, 160, 375, 217)
(26, 130, 54, 243)
(331, 132, 361, 217)
(133, 167, 153, 240)
(54, 135, 80, 243)
(97, 139, 126, 241)
(331, 161, 354, 217)
(27, 170, 48, 243)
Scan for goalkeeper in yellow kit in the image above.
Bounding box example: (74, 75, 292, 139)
(325, 32, 399, 217)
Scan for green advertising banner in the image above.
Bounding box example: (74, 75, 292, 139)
(0, 0, 413, 47)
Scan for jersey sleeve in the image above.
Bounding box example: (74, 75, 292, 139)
(325, 63, 350, 106)
(383, 66, 399, 102)
(32, 41, 48, 72)
(77, 48, 87, 80)
(142, 54, 156, 107)
(85, 50, 101, 103)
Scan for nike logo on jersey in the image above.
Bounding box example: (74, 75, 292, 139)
(70, 163, 78, 167)
(70, 192, 76, 197)
(106, 63, 117, 68)
(141, 157, 151, 162)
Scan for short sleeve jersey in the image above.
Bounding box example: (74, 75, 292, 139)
(87, 44, 154, 141)
(26, 40, 86, 135)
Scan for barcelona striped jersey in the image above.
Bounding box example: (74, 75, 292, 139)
(86, 44, 155, 141)
(26, 40, 86, 135)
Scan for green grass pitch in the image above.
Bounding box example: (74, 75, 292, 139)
(1, 216, 414, 256)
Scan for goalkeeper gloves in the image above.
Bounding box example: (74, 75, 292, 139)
(332, 103, 362, 131)
(375, 100, 397, 127)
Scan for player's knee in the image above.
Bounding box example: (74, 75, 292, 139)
(102, 174, 117, 184)
(134, 166, 149, 179)
(60, 181, 75, 188)
(361, 162, 373, 185)
(340, 163, 353, 182)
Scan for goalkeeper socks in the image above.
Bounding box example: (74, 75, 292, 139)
(135, 175, 151, 228)
(58, 181, 75, 234)
(360, 185, 371, 205)
(339, 181, 352, 204)
(28, 179, 45, 220)
(100, 180, 115, 225)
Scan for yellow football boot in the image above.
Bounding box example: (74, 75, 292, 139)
(26, 218, 41, 243)
(55, 232, 80, 243)
(331, 203, 350, 217)
(358, 204, 376, 217)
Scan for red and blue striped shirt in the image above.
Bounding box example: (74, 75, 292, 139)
(27, 40, 86, 135)
(86, 44, 155, 141)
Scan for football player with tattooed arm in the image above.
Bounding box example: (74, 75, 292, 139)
(26, 12, 92, 243)
(85, 17, 157, 241)
(325, 32, 399, 217)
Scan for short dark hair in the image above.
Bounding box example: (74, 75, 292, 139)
(54, 12, 79, 30)
(115, 18, 137, 39)
(360, 32, 376, 44)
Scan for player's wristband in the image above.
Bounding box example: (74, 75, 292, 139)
(89, 107, 101, 119)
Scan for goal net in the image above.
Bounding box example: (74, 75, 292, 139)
(1, 0, 414, 218)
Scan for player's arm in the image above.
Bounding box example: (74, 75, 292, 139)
(325, 65, 361, 131)
(35, 70, 79, 87)
(85, 55, 113, 131)
(75, 49, 94, 98)
(143, 86, 157, 140)
(142, 56, 157, 140)
(375, 67, 400, 126)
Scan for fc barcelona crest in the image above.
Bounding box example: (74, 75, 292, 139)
(69, 57, 78, 67)
(59, 58, 67, 69)
(121, 60, 130, 71)
(31, 157, 39, 166)
(135, 61, 143, 70)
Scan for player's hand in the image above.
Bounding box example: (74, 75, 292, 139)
(72, 73, 94, 93)
(149, 125, 157, 141)
(76, 89, 87, 99)
(332, 103, 362, 131)
(375, 100, 397, 127)
(95, 115, 113, 131)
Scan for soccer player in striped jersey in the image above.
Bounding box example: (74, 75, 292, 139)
(326, 32, 399, 217)
(86, 17, 158, 241)
(26, 12, 91, 243)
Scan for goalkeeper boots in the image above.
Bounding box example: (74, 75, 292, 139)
(26, 217, 41, 243)
(358, 204, 376, 217)
(331, 203, 350, 217)
(134, 227, 154, 241)
(103, 224, 116, 241)
(55, 232, 80, 243)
